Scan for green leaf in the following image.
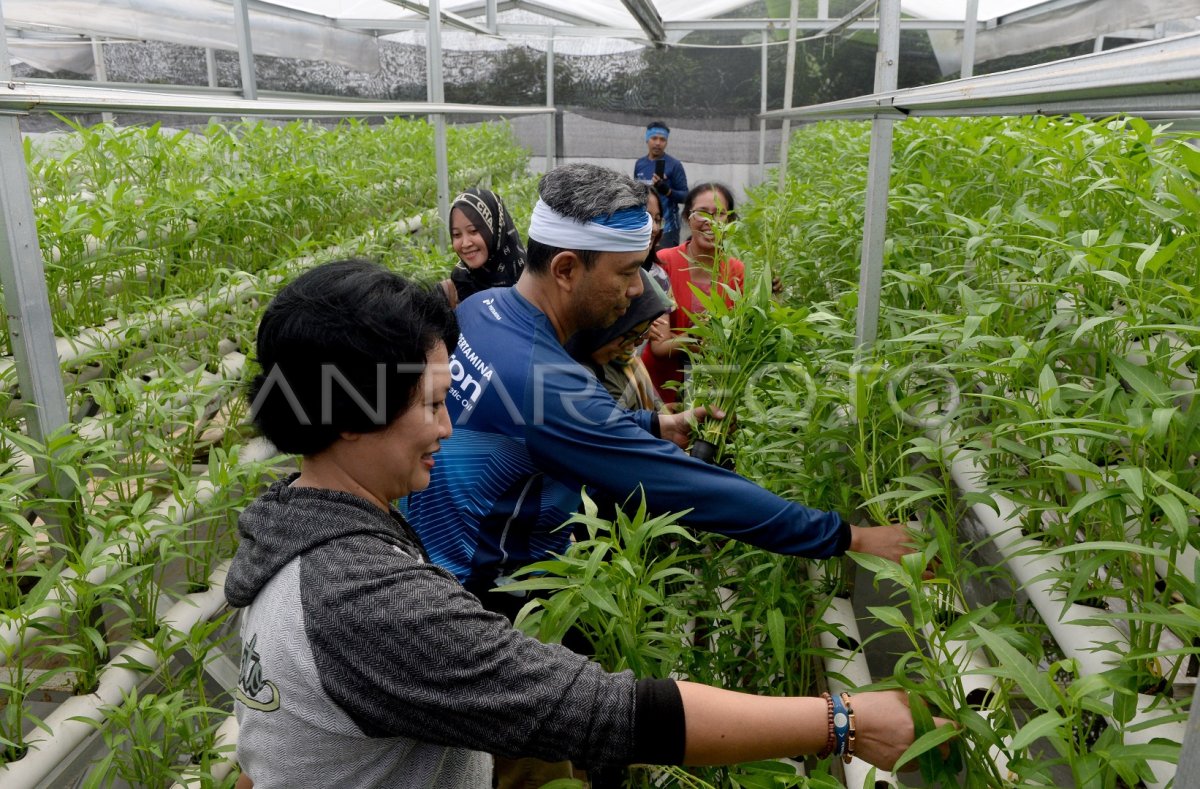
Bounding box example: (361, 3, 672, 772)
(767, 607, 786, 671)
(1071, 315, 1116, 344)
(1151, 493, 1191, 546)
(1065, 487, 1123, 520)
(1010, 710, 1066, 751)
(1048, 541, 1167, 559)
(893, 721, 959, 773)
(973, 625, 1059, 712)
(1112, 356, 1170, 407)
(1134, 235, 1162, 274)
(1092, 269, 1130, 287)
(1116, 467, 1143, 500)
(866, 605, 910, 630)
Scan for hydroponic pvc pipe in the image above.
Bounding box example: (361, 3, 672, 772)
(0, 437, 278, 665)
(946, 442, 1184, 788)
(0, 210, 428, 394)
(808, 565, 897, 788)
(0, 274, 260, 395)
(0, 559, 238, 788)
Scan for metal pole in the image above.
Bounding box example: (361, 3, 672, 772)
(545, 29, 556, 173)
(854, 0, 900, 353)
(818, 0, 829, 18)
(232, 0, 257, 100)
(961, 0, 979, 78)
(777, 0, 800, 189)
(90, 38, 114, 124)
(1179, 680, 1200, 786)
(486, 0, 498, 35)
(759, 29, 767, 183)
(0, 10, 72, 486)
(428, 0, 450, 248)
(205, 47, 219, 88)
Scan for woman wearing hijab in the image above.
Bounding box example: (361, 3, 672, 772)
(568, 268, 672, 412)
(439, 188, 527, 307)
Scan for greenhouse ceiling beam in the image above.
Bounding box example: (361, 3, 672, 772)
(381, 0, 495, 36)
(760, 31, 1200, 121)
(335, 16, 967, 36)
(818, 0, 878, 38)
(218, 0, 338, 29)
(429, 0, 603, 29)
(990, 0, 1090, 27)
(618, 0, 666, 46)
(0, 80, 554, 118)
(660, 18, 967, 32)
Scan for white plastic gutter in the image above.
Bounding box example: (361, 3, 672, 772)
(0, 558, 239, 788)
(945, 439, 1183, 788)
(0, 437, 277, 665)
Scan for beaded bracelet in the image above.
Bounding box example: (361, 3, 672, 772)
(840, 692, 857, 764)
(816, 692, 836, 759)
(831, 691, 850, 758)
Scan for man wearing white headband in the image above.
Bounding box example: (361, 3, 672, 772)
(406, 162, 915, 625)
(634, 120, 688, 248)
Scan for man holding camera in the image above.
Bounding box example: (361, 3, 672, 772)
(634, 121, 688, 249)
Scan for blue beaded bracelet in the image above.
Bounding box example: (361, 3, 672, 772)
(831, 691, 850, 757)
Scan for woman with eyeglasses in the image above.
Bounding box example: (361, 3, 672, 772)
(567, 268, 672, 412)
(641, 182, 743, 404)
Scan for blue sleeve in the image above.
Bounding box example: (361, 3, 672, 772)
(630, 408, 656, 436)
(522, 362, 849, 558)
(669, 161, 688, 204)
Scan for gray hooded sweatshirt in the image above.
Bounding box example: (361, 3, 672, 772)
(225, 475, 683, 788)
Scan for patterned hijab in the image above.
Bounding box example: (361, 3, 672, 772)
(448, 188, 527, 303)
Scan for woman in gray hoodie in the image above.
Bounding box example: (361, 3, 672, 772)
(227, 258, 943, 788)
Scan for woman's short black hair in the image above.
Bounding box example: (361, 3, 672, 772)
(248, 259, 458, 456)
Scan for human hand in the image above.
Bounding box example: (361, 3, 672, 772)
(659, 406, 724, 449)
(771, 275, 783, 295)
(852, 690, 955, 771)
(848, 522, 919, 566)
(654, 177, 671, 195)
(647, 315, 671, 344)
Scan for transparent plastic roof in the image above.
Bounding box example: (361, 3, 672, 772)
(6, 0, 1199, 76)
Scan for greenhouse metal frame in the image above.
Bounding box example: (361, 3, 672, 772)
(1, 1, 1198, 786)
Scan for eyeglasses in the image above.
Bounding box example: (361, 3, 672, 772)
(689, 209, 729, 222)
(618, 322, 654, 345)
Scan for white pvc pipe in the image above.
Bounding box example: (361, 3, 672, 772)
(808, 565, 897, 787)
(0, 437, 277, 664)
(0, 275, 259, 394)
(947, 443, 1183, 787)
(6, 347, 247, 482)
(0, 559, 237, 788)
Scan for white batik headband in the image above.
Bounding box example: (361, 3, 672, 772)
(527, 199, 652, 253)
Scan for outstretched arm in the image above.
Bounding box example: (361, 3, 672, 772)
(678, 684, 932, 770)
